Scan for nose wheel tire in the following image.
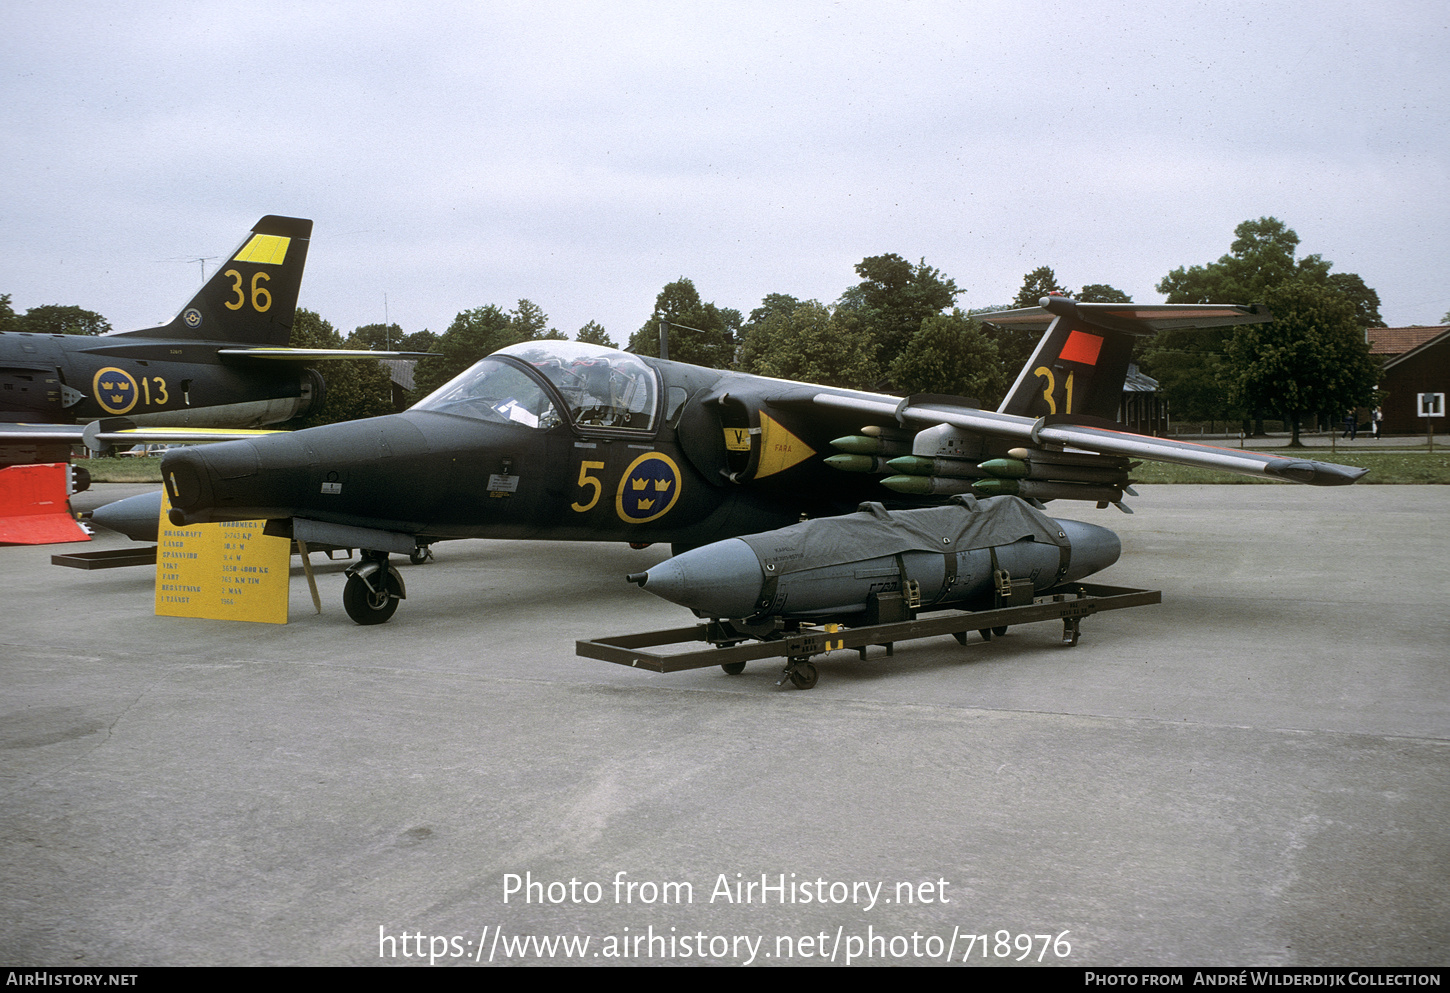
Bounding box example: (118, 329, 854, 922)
(344, 572, 402, 625)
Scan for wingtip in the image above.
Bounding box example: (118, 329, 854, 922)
(1265, 458, 1369, 486)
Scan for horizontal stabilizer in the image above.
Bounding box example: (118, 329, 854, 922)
(981, 297, 1273, 335)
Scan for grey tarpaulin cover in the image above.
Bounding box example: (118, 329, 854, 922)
(738, 494, 1069, 575)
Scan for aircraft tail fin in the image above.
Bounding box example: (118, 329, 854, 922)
(988, 297, 1271, 421)
(122, 215, 313, 346)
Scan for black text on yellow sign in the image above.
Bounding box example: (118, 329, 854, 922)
(154, 489, 291, 624)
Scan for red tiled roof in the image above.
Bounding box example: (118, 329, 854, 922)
(1367, 326, 1449, 355)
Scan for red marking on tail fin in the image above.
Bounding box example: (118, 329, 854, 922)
(1059, 330, 1104, 366)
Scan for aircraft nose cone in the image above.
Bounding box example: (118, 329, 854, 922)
(1057, 518, 1122, 583)
(631, 538, 765, 618)
(160, 413, 439, 527)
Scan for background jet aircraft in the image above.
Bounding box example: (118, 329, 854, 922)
(159, 296, 1366, 624)
(0, 214, 425, 474)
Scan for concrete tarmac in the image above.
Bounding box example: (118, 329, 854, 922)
(2, 483, 1446, 967)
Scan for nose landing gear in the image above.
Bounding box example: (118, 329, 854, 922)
(343, 550, 407, 624)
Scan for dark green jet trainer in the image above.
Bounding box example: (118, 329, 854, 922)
(157, 296, 1367, 624)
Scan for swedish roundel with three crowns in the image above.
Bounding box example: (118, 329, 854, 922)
(616, 453, 682, 524)
(93, 367, 139, 415)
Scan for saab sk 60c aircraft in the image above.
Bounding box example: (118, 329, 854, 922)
(157, 295, 1367, 625)
(0, 215, 420, 473)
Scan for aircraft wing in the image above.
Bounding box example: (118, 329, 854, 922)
(0, 420, 282, 450)
(813, 394, 1368, 487)
(1023, 415, 1366, 485)
(218, 348, 436, 361)
(79, 422, 284, 450)
(0, 423, 95, 445)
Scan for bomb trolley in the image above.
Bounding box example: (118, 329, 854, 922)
(577, 582, 1160, 689)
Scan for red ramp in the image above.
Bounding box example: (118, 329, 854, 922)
(0, 463, 90, 545)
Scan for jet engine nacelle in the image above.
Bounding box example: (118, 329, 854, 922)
(675, 388, 766, 486)
(120, 367, 324, 429)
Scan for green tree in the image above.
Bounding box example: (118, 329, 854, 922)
(331, 342, 395, 423)
(1149, 217, 1384, 430)
(282, 310, 393, 427)
(1077, 283, 1132, 303)
(736, 293, 802, 371)
(392, 329, 441, 405)
(1138, 331, 1242, 424)
(412, 299, 561, 398)
(1158, 217, 1380, 322)
(1224, 281, 1378, 446)
(739, 301, 878, 389)
(841, 255, 962, 370)
(289, 308, 340, 350)
(1326, 272, 1385, 329)
(1012, 266, 1067, 307)
(0, 294, 18, 332)
(887, 310, 1004, 403)
(628, 279, 739, 368)
(974, 306, 1038, 395)
(1159, 218, 1302, 303)
(13, 304, 111, 335)
(334, 323, 412, 418)
(410, 304, 508, 398)
(347, 323, 405, 350)
(575, 320, 615, 348)
(398, 329, 438, 354)
(746, 293, 803, 327)
(511, 298, 565, 341)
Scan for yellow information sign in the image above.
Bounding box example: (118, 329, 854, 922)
(154, 490, 291, 623)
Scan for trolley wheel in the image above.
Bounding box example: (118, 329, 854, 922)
(788, 660, 818, 690)
(978, 628, 992, 641)
(721, 661, 746, 675)
(991, 625, 1008, 636)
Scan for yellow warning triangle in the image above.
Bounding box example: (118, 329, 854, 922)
(755, 412, 816, 478)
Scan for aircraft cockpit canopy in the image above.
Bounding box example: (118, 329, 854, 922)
(412, 341, 659, 433)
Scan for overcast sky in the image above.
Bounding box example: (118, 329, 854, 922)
(4, 1, 1447, 344)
